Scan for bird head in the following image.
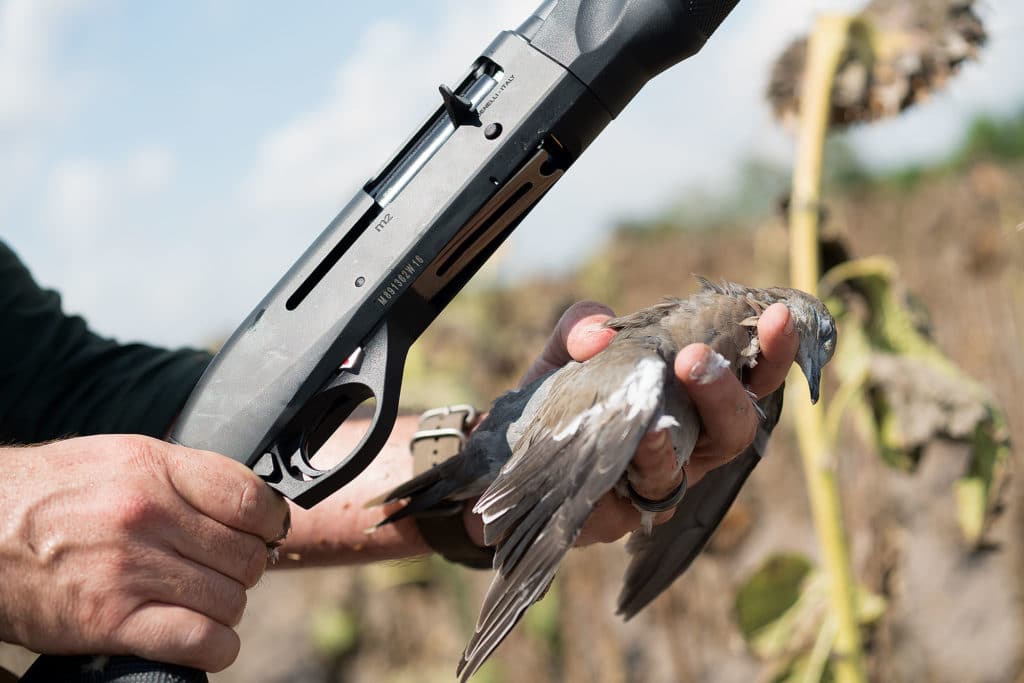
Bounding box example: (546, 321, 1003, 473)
(695, 278, 839, 403)
(778, 289, 837, 404)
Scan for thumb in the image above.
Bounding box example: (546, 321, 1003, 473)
(518, 301, 615, 387)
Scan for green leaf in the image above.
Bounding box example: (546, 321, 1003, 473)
(310, 606, 359, 657)
(735, 554, 815, 643)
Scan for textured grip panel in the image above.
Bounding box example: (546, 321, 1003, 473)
(21, 656, 207, 683)
(688, 0, 741, 39)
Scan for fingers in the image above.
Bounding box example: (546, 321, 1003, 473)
(747, 303, 798, 399)
(574, 429, 683, 546)
(563, 303, 617, 362)
(113, 604, 241, 673)
(168, 517, 269, 589)
(577, 494, 641, 546)
(518, 301, 615, 387)
(131, 551, 250, 628)
(2, 436, 276, 671)
(625, 430, 682, 523)
(160, 442, 290, 542)
(675, 344, 759, 484)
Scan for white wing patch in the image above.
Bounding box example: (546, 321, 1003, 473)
(652, 414, 681, 432)
(551, 356, 664, 442)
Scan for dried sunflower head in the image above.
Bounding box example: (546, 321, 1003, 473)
(767, 0, 987, 129)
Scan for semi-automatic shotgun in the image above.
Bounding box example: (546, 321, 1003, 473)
(25, 2, 744, 681)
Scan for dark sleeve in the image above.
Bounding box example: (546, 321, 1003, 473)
(0, 240, 213, 443)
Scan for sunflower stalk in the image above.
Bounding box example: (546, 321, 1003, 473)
(788, 13, 867, 683)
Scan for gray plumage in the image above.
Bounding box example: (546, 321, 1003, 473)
(374, 278, 837, 681)
(616, 386, 784, 619)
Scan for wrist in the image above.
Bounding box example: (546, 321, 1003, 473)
(275, 416, 433, 566)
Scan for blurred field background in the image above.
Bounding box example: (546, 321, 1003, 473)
(2, 1, 1023, 681)
(224, 114, 1020, 682)
(1, 64, 1022, 683)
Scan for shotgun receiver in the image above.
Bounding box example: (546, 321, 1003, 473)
(171, 0, 741, 508)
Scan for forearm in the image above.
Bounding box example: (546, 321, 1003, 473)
(273, 414, 434, 566)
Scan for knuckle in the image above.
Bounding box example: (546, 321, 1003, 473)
(104, 549, 137, 582)
(183, 618, 216, 650)
(234, 476, 266, 529)
(182, 619, 230, 666)
(728, 415, 758, 457)
(241, 538, 268, 588)
(225, 584, 248, 627)
(634, 434, 672, 471)
(77, 585, 123, 639)
(115, 434, 164, 471)
(113, 494, 159, 531)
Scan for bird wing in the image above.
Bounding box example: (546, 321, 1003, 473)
(372, 447, 491, 526)
(616, 385, 786, 619)
(459, 337, 671, 681)
(370, 372, 559, 525)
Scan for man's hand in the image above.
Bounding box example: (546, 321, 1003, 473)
(491, 299, 798, 546)
(0, 435, 289, 672)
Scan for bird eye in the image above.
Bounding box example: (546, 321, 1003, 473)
(820, 336, 836, 364)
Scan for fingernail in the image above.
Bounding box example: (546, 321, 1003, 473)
(690, 349, 730, 385)
(784, 312, 796, 336)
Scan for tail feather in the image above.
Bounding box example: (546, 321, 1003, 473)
(371, 453, 485, 527)
(616, 387, 785, 619)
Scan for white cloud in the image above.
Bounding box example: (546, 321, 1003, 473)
(239, 0, 532, 215)
(0, 0, 83, 130)
(46, 145, 176, 236)
(9, 0, 1022, 349)
(233, 0, 835, 278)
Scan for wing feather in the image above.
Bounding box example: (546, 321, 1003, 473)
(616, 386, 786, 619)
(460, 340, 671, 681)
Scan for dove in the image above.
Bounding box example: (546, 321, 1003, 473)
(373, 278, 837, 681)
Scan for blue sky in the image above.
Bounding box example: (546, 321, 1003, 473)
(3, 0, 1023, 348)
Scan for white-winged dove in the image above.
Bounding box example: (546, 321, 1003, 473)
(375, 278, 837, 681)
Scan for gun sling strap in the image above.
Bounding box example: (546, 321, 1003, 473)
(410, 405, 495, 569)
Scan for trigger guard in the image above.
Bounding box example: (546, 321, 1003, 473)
(295, 376, 380, 473)
(266, 319, 411, 509)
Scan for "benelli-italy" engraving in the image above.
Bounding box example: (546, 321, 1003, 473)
(478, 74, 516, 114)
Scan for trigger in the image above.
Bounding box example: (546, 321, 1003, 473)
(291, 447, 326, 478)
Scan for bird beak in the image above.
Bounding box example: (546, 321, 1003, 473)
(798, 355, 822, 404)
